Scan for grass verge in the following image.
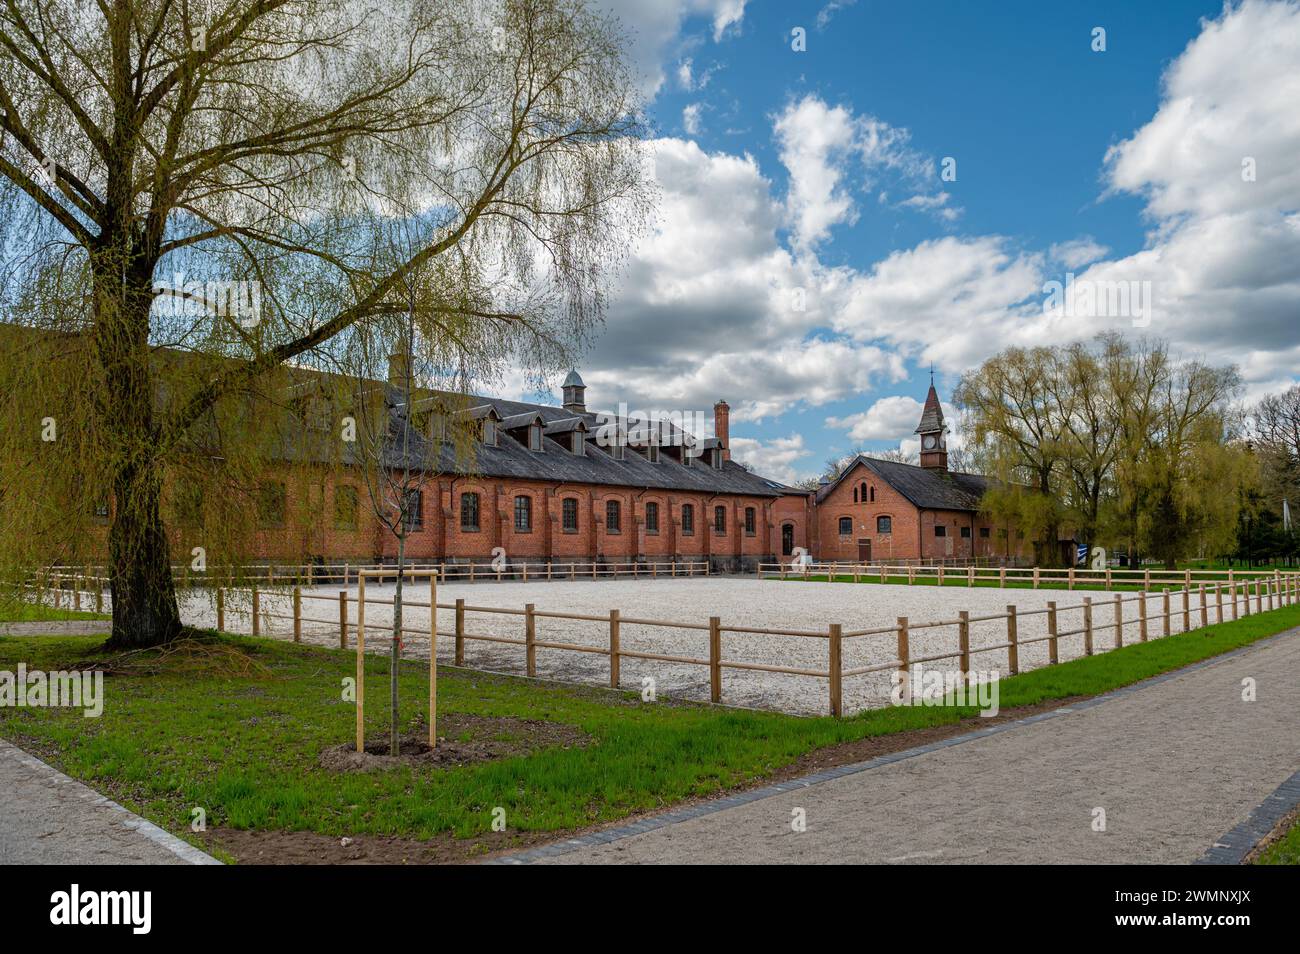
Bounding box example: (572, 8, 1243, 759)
(1, 601, 1297, 862)
(0, 603, 109, 622)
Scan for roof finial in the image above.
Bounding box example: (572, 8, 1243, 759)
(929, 362, 935, 384)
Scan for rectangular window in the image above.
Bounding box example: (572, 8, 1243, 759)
(934, 525, 947, 538)
(681, 504, 694, 536)
(714, 506, 726, 534)
(960, 525, 971, 539)
(460, 492, 480, 532)
(529, 425, 542, 451)
(744, 507, 755, 535)
(646, 502, 660, 533)
(334, 485, 357, 531)
(877, 515, 892, 534)
(257, 480, 287, 529)
(572, 433, 584, 456)
(712, 448, 722, 470)
(606, 499, 621, 533)
(402, 489, 423, 531)
(482, 419, 497, 446)
(979, 526, 990, 538)
(514, 495, 532, 532)
(839, 516, 853, 536)
(562, 498, 578, 532)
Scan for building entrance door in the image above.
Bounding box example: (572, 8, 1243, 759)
(857, 538, 871, 562)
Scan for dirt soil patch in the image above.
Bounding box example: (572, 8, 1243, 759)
(209, 695, 1087, 864)
(318, 713, 590, 772)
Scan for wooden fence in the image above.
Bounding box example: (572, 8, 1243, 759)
(21, 566, 1300, 721)
(761, 560, 1290, 592)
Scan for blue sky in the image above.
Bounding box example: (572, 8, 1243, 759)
(524, 0, 1300, 482)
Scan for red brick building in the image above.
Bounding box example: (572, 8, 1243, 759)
(808, 382, 1031, 564)
(250, 365, 815, 573)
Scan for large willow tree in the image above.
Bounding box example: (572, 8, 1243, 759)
(0, 0, 651, 647)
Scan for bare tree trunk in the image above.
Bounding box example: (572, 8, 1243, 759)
(98, 262, 184, 649)
(106, 457, 183, 648)
(391, 532, 404, 755)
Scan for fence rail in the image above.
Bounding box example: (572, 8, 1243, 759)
(16, 564, 1300, 720)
(760, 560, 1291, 591)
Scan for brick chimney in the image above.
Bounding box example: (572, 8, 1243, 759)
(714, 400, 730, 461)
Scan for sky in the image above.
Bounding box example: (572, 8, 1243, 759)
(518, 0, 1300, 483)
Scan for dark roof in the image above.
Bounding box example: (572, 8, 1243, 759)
(915, 382, 944, 434)
(561, 369, 585, 388)
(382, 385, 791, 498)
(815, 455, 998, 512)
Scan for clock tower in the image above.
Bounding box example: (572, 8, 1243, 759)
(916, 378, 948, 471)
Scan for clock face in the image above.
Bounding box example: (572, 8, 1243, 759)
(923, 435, 937, 450)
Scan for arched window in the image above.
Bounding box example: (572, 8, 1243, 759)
(781, 523, 795, 556)
(877, 515, 892, 534)
(860, 481, 867, 501)
(645, 502, 659, 533)
(681, 503, 695, 535)
(839, 516, 853, 536)
(460, 492, 480, 531)
(561, 498, 578, 531)
(513, 495, 532, 532)
(606, 499, 621, 532)
(744, 507, 756, 535)
(853, 487, 858, 503)
(714, 506, 726, 533)
(870, 486, 875, 502)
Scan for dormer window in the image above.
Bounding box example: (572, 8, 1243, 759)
(482, 419, 497, 446)
(529, 423, 542, 452)
(711, 448, 722, 470)
(682, 445, 694, 467)
(612, 440, 625, 461)
(648, 442, 660, 463)
(572, 432, 584, 456)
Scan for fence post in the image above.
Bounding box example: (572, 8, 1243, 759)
(1267, 577, 1275, 612)
(609, 610, 620, 688)
(95, 577, 103, 614)
(1105, 567, 1112, 590)
(1047, 601, 1059, 663)
(1215, 583, 1224, 624)
(938, 566, 945, 587)
(429, 575, 438, 748)
(1199, 584, 1208, 629)
(1138, 590, 1147, 642)
(999, 567, 1006, 588)
(1111, 593, 1123, 648)
(896, 616, 910, 678)
(1255, 580, 1262, 615)
(252, 586, 260, 636)
(338, 590, 347, 648)
(525, 603, 536, 676)
(1033, 567, 1040, 589)
(908, 566, 915, 586)
(828, 623, 842, 717)
(1163, 588, 1171, 635)
(1182, 587, 1190, 632)
(356, 573, 366, 753)
(454, 598, 465, 665)
(708, 616, 722, 704)
(1083, 596, 1093, 655)
(959, 610, 971, 677)
(293, 586, 301, 642)
(1144, 569, 1151, 590)
(1068, 566, 1075, 590)
(1006, 604, 1019, 675)
(830, 562, 837, 582)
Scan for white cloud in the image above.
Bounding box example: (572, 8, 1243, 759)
(774, 95, 956, 249)
(682, 102, 703, 135)
(729, 434, 810, 484)
(1049, 237, 1109, 269)
(815, 0, 857, 30)
(594, 1, 748, 96)
(827, 395, 923, 441)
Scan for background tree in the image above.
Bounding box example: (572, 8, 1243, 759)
(0, 0, 652, 646)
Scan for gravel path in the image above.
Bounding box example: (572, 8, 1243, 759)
(0, 740, 219, 864)
(509, 626, 1300, 864)
(170, 577, 1233, 715)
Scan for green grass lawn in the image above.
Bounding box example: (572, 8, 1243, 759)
(1256, 817, 1300, 865)
(1, 601, 1298, 861)
(0, 602, 110, 622)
